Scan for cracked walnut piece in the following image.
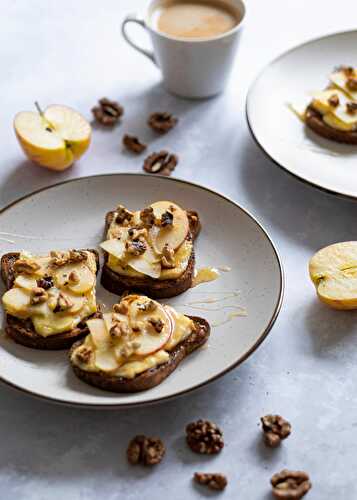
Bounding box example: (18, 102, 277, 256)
(92, 98, 124, 126)
(143, 151, 178, 176)
(271, 470, 311, 500)
(122, 134, 147, 154)
(194, 473, 227, 491)
(13, 259, 40, 275)
(161, 244, 175, 269)
(261, 414, 291, 447)
(148, 112, 178, 133)
(186, 419, 224, 455)
(127, 435, 165, 466)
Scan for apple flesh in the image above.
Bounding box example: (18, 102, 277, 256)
(309, 241, 357, 309)
(14, 104, 91, 171)
(150, 201, 189, 253)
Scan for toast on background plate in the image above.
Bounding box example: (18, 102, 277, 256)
(70, 294, 210, 393)
(298, 66, 357, 144)
(1, 249, 100, 350)
(100, 201, 201, 299)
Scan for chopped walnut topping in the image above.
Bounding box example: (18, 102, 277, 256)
(113, 301, 129, 315)
(92, 98, 124, 126)
(37, 276, 54, 290)
(53, 292, 73, 313)
(143, 151, 178, 176)
(131, 320, 145, 333)
(340, 65, 355, 77)
(109, 323, 122, 339)
(30, 287, 48, 305)
(140, 207, 156, 227)
(115, 205, 133, 225)
(127, 435, 165, 466)
(14, 259, 40, 275)
(347, 77, 357, 92)
(271, 470, 312, 499)
(346, 102, 357, 115)
(186, 420, 224, 455)
(148, 317, 164, 333)
(138, 300, 157, 312)
(50, 251, 68, 267)
(161, 244, 175, 269)
(148, 112, 178, 134)
(69, 250, 87, 263)
(161, 210, 174, 227)
(128, 227, 148, 240)
(194, 473, 227, 491)
(125, 239, 147, 256)
(261, 415, 291, 447)
(68, 270, 80, 284)
(75, 346, 92, 364)
(123, 134, 147, 154)
(328, 94, 339, 107)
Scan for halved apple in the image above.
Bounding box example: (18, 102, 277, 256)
(14, 104, 91, 171)
(150, 201, 189, 253)
(309, 241, 357, 309)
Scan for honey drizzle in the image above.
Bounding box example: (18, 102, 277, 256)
(191, 267, 220, 288)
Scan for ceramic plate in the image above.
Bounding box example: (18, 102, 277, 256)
(0, 174, 283, 408)
(246, 30, 357, 199)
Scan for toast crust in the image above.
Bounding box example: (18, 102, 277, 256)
(70, 316, 210, 393)
(306, 105, 357, 144)
(100, 209, 201, 299)
(1, 250, 100, 350)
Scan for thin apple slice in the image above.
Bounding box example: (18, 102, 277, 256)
(87, 318, 111, 350)
(14, 275, 38, 291)
(127, 244, 161, 279)
(94, 349, 119, 372)
(128, 297, 173, 356)
(2, 288, 31, 316)
(32, 314, 76, 336)
(150, 201, 189, 253)
(309, 241, 357, 309)
(100, 238, 126, 261)
(54, 264, 95, 295)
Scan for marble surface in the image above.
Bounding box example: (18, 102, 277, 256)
(1, 0, 357, 498)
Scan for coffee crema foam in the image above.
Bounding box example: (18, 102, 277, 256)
(151, 0, 240, 40)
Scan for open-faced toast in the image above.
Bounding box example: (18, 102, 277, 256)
(302, 66, 357, 144)
(100, 202, 201, 299)
(69, 294, 210, 393)
(1, 250, 100, 350)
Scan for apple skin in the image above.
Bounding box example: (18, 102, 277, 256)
(14, 105, 91, 171)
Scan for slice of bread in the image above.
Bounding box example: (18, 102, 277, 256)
(1, 250, 100, 350)
(305, 105, 357, 144)
(101, 209, 201, 299)
(69, 316, 209, 393)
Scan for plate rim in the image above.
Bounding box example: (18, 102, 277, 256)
(246, 28, 357, 201)
(0, 173, 284, 409)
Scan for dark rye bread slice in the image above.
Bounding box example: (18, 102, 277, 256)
(101, 209, 201, 299)
(69, 316, 209, 393)
(305, 105, 357, 144)
(1, 250, 100, 350)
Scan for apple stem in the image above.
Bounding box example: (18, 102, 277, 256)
(34, 101, 44, 117)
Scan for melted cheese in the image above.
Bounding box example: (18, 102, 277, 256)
(2, 251, 97, 337)
(115, 351, 170, 379)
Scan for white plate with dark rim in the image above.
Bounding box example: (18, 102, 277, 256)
(0, 174, 283, 409)
(246, 30, 357, 200)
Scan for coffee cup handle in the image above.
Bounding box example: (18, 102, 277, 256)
(121, 14, 157, 66)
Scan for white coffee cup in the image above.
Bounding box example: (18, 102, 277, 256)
(121, 0, 246, 99)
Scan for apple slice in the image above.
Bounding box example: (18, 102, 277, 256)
(100, 238, 126, 261)
(127, 244, 161, 279)
(33, 314, 76, 336)
(2, 288, 31, 316)
(54, 264, 95, 295)
(14, 275, 38, 291)
(309, 241, 357, 309)
(150, 201, 189, 253)
(128, 297, 173, 356)
(87, 318, 111, 350)
(14, 104, 91, 171)
(94, 350, 119, 372)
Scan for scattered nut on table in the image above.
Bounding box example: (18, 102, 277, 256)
(186, 419, 224, 454)
(271, 469, 312, 499)
(261, 414, 291, 447)
(127, 435, 165, 466)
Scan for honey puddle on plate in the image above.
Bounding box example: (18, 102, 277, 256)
(191, 267, 220, 288)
